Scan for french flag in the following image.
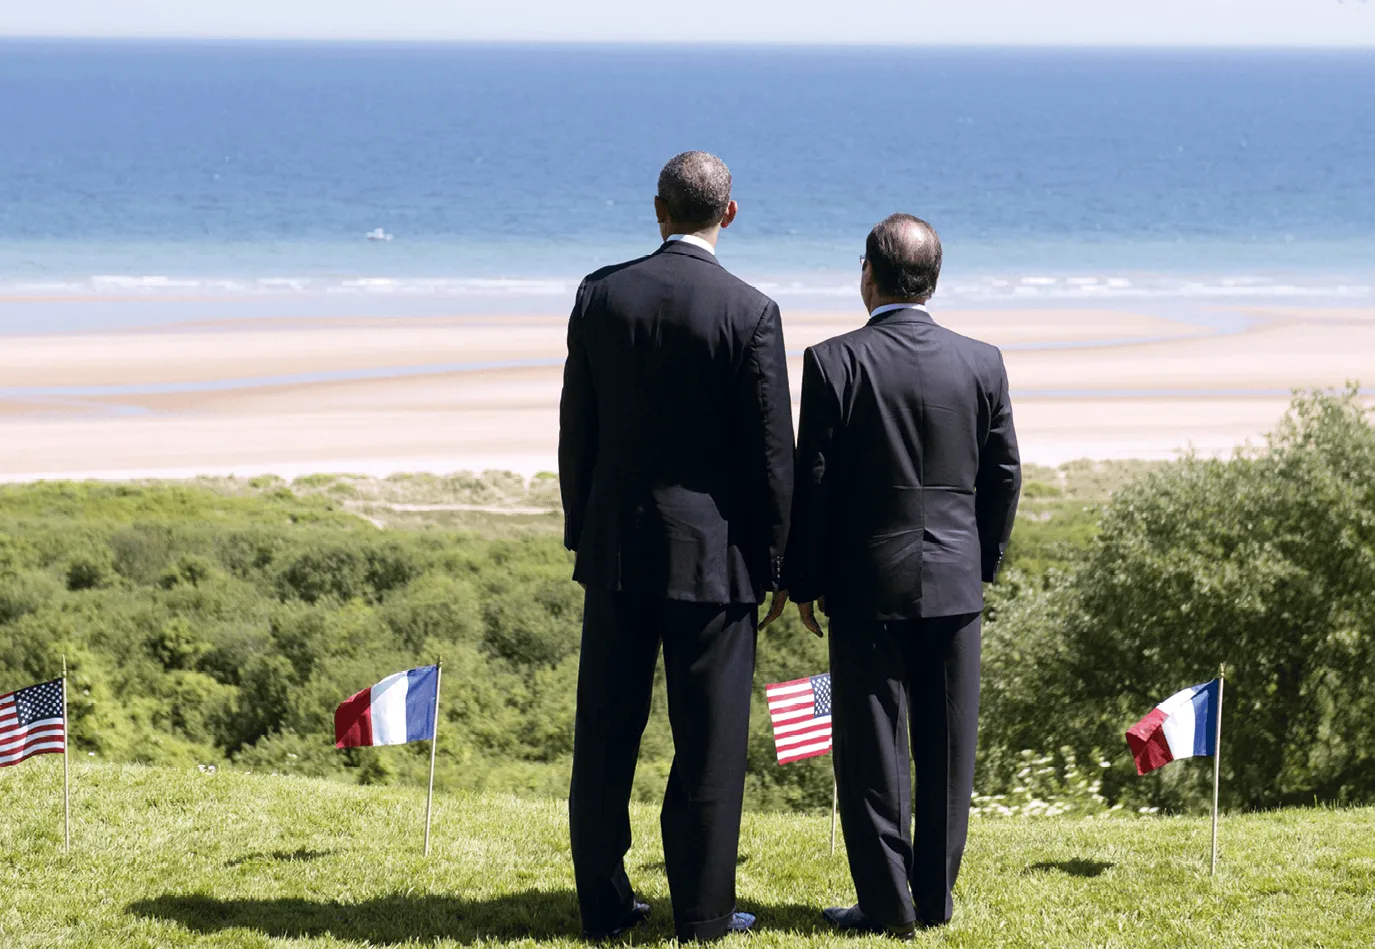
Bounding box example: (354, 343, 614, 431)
(1125, 680, 1220, 776)
(335, 666, 439, 749)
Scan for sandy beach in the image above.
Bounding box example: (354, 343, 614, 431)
(1, 298, 1371, 481)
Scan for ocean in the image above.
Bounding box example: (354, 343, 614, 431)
(2, 40, 1373, 325)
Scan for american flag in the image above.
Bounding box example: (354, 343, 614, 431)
(765, 673, 832, 764)
(0, 679, 66, 769)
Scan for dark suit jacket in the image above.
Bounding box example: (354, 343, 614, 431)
(783, 305, 1020, 620)
(559, 240, 795, 604)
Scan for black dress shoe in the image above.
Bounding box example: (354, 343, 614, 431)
(822, 905, 916, 940)
(584, 901, 651, 940)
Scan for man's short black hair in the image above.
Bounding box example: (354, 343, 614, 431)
(658, 151, 732, 229)
(865, 213, 943, 301)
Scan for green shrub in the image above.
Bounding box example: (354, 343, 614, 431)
(66, 553, 114, 591)
(276, 541, 420, 604)
(984, 386, 1375, 810)
(0, 571, 60, 625)
(158, 554, 216, 589)
(147, 616, 213, 671)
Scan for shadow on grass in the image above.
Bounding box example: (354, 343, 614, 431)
(129, 892, 830, 944)
(749, 902, 829, 937)
(1026, 859, 1115, 878)
(226, 849, 332, 867)
(130, 891, 583, 945)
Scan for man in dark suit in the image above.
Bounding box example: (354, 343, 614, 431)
(560, 151, 795, 942)
(782, 214, 1020, 937)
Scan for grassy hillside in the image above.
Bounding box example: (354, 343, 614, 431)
(0, 463, 1141, 816)
(3, 762, 1372, 948)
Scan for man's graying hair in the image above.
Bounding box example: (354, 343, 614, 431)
(865, 213, 943, 301)
(658, 151, 732, 229)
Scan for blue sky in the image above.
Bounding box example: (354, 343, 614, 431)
(1, 0, 1373, 46)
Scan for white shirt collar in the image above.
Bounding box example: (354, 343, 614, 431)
(666, 234, 716, 256)
(869, 302, 929, 319)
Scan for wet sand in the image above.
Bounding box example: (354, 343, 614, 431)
(1, 299, 1371, 481)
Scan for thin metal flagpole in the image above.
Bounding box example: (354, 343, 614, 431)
(830, 777, 838, 855)
(424, 658, 443, 858)
(1210, 664, 1225, 876)
(62, 654, 70, 853)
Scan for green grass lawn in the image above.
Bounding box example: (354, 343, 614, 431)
(3, 762, 1372, 948)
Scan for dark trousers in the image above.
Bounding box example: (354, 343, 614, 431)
(569, 587, 757, 941)
(828, 612, 981, 928)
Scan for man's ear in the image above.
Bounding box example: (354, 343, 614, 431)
(653, 195, 669, 224)
(719, 199, 738, 230)
(859, 260, 875, 308)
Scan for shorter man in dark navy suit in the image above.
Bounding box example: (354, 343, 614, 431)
(781, 214, 1021, 937)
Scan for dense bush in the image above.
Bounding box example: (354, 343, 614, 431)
(0, 481, 836, 810)
(4, 392, 1371, 815)
(981, 386, 1375, 811)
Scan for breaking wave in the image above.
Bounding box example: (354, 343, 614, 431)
(1, 272, 1371, 303)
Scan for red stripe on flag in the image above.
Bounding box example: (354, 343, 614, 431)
(0, 732, 64, 754)
(778, 738, 832, 764)
(764, 676, 814, 698)
(1125, 707, 1174, 775)
(0, 736, 66, 767)
(776, 727, 831, 749)
(774, 715, 826, 737)
(0, 723, 65, 753)
(334, 688, 374, 748)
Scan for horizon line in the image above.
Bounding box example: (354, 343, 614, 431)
(2, 35, 1375, 50)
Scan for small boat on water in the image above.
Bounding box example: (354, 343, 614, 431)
(366, 228, 394, 242)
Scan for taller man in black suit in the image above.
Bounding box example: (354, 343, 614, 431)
(560, 152, 795, 942)
(783, 214, 1020, 937)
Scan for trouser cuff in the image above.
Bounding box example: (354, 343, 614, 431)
(859, 899, 917, 933)
(674, 907, 736, 942)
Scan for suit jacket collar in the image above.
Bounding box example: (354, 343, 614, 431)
(656, 240, 722, 267)
(867, 304, 934, 328)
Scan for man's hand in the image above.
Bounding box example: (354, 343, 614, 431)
(797, 600, 824, 638)
(758, 589, 790, 630)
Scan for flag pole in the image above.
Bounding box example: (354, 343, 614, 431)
(424, 658, 443, 858)
(830, 778, 838, 855)
(1210, 664, 1225, 876)
(62, 654, 70, 853)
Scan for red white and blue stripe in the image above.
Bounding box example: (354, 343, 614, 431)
(1, 679, 66, 768)
(765, 673, 832, 764)
(335, 666, 439, 749)
(1125, 679, 1220, 776)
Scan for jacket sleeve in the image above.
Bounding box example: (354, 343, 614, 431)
(558, 283, 596, 552)
(782, 347, 838, 603)
(734, 300, 796, 591)
(975, 350, 1021, 582)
